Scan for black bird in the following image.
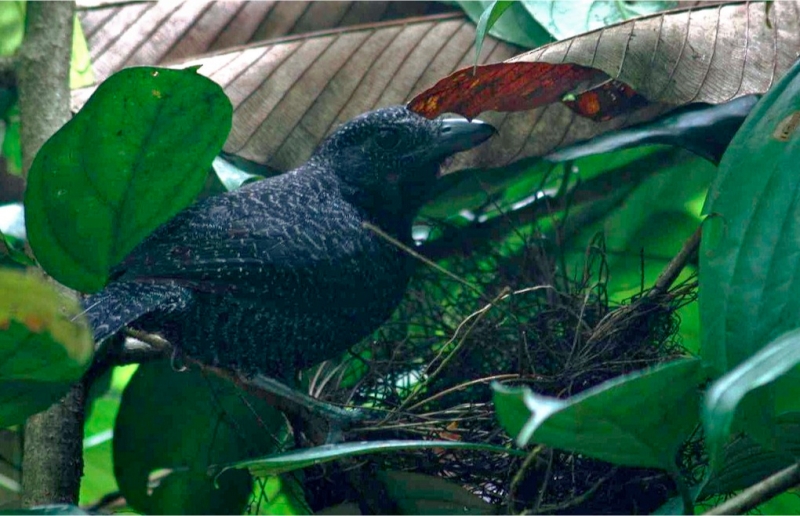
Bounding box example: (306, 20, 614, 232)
(84, 106, 495, 381)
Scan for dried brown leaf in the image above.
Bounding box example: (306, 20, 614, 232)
(74, 2, 800, 173)
(78, 0, 456, 82)
(73, 14, 522, 172)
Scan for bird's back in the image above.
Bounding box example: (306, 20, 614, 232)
(89, 167, 414, 376)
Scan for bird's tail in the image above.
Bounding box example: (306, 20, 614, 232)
(81, 281, 191, 342)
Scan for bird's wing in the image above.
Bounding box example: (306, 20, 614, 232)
(112, 186, 373, 296)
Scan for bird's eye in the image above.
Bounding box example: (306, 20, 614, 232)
(374, 128, 402, 150)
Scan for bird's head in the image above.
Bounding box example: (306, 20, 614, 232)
(310, 106, 495, 229)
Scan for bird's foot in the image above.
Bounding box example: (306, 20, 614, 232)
(236, 372, 371, 445)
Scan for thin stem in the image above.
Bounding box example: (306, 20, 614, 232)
(703, 463, 800, 515)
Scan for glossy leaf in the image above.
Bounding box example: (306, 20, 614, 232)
(26, 66, 232, 293)
(0, 269, 93, 427)
(221, 439, 525, 477)
(700, 47, 800, 376)
(211, 153, 268, 192)
(113, 361, 286, 514)
(493, 358, 704, 469)
(699, 55, 800, 464)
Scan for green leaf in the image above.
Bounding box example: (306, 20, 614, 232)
(701, 56, 800, 376)
(456, 0, 551, 49)
(0, 269, 93, 427)
(25, 66, 232, 293)
(492, 358, 705, 469)
(376, 470, 494, 515)
(114, 361, 286, 515)
(211, 154, 265, 192)
(221, 440, 525, 477)
(474, 1, 514, 68)
(699, 56, 800, 467)
(703, 328, 800, 472)
(520, 0, 677, 40)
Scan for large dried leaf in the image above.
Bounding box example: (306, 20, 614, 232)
(73, 2, 799, 173)
(78, 0, 456, 82)
(73, 15, 523, 172)
(410, 1, 800, 162)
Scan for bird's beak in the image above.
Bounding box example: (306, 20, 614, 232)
(434, 117, 497, 157)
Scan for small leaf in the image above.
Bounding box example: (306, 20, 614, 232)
(474, 1, 515, 68)
(221, 440, 525, 477)
(703, 328, 800, 472)
(211, 154, 267, 192)
(493, 358, 704, 469)
(25, 66, 232, 293)
(0, 269, 93, 427)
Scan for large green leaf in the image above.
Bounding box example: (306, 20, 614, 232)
(25, 66, 232, 293)
(0, 269, 93, 427)
(492, 358, 704, 470)
(699, 56, 800, 471)
(113, 361, 286, 514)
(701, 56, 800, 376)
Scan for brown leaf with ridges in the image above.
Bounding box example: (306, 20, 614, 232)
(74, 2, 800, 172)
(78, 0, 456, 82)
(410, 1, 799, 121)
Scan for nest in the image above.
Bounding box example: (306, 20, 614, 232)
(278, 229, 701, 515)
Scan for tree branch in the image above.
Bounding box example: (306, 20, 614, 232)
(19, 1, 80, 507)
(17, 2, 74, 178)
(704, 463, 800, 515)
